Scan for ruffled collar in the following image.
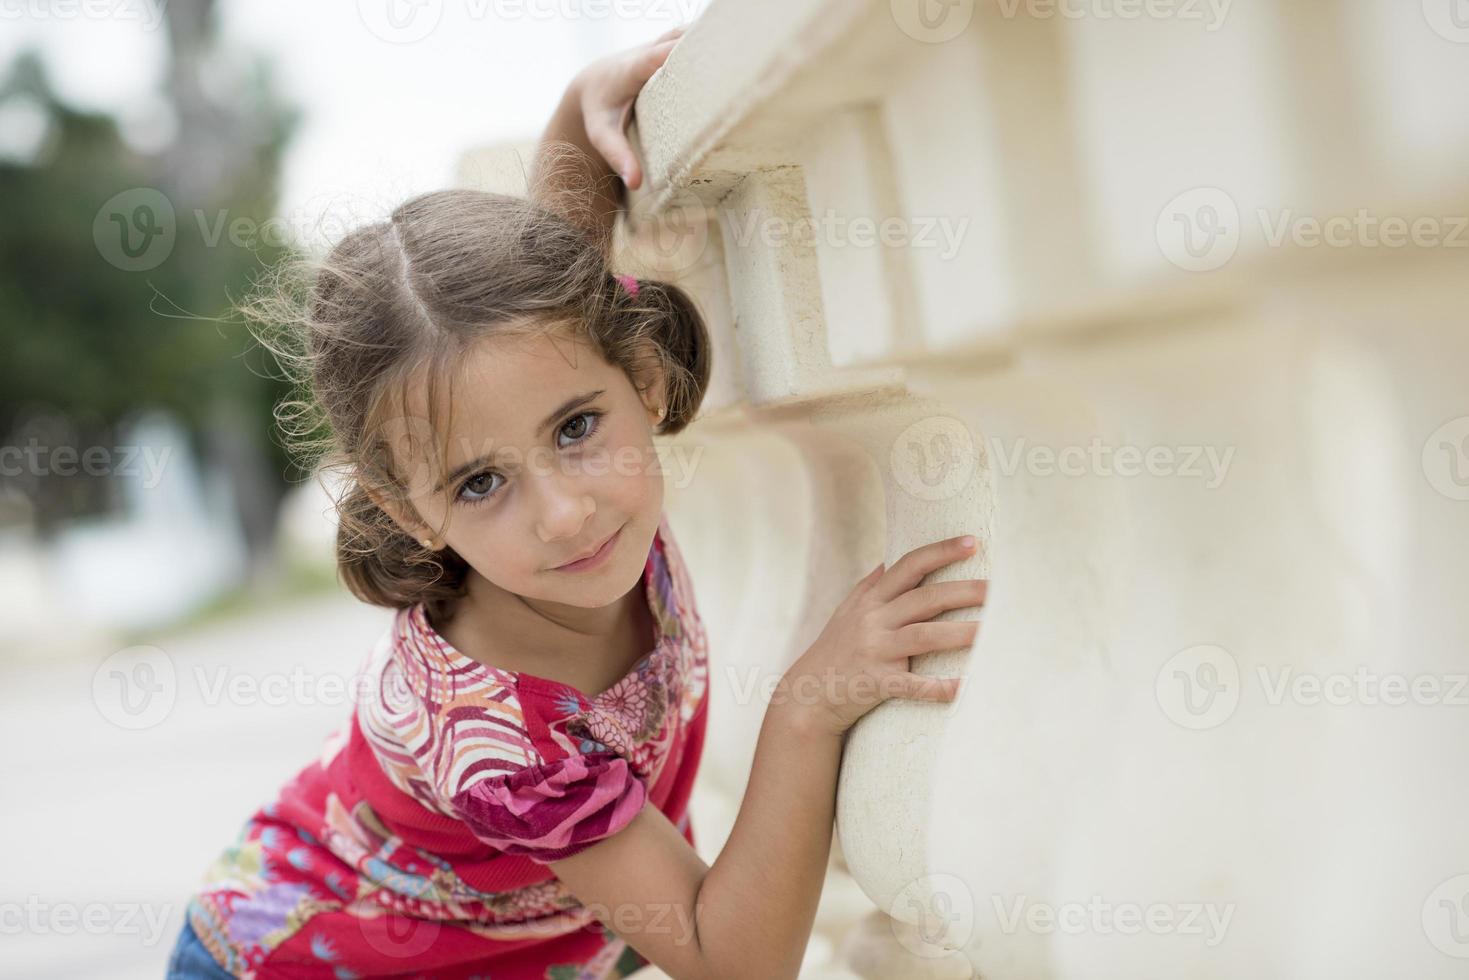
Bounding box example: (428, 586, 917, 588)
(393, 512, 686, 706)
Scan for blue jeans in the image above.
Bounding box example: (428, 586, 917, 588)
(165, 917, 235, 979)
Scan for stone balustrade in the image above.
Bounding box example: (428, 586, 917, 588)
(460, 1, 1469, 974)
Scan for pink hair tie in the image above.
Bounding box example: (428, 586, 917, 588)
(613, 273, 640, 297)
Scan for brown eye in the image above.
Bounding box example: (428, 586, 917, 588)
(458, 471, 502, 504)
(557, 411, 602, 447)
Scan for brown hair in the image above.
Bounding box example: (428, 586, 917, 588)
(243, 169, 712, 618)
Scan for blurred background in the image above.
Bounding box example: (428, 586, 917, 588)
(0, 1, 705, 975)
(11, 0, 1469, 977)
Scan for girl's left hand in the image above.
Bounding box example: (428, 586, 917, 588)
(573, 24, 687, 191)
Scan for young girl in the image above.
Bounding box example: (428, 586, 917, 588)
(166, 26, 983, 980)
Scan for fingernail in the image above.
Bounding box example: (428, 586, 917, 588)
(960, 536, 976, 549)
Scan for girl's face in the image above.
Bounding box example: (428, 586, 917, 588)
(379, 327, 667, 610)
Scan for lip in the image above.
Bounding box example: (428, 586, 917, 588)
(552, 525, 623, 572)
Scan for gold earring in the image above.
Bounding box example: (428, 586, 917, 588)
(420, 538, 434, 550)
(655, 404, 666, 422)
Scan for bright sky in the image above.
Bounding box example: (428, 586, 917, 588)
(0, 0, 708, 242)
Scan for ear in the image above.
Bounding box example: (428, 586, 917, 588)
(366, 485, 438, 549)
(630, 342, 668, 423)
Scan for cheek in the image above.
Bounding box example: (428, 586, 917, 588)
(590, 419, 652, 479)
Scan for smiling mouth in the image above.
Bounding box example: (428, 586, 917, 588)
(554, 525, 622, 570)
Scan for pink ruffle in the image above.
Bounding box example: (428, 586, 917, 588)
(452, 751, 647, 864)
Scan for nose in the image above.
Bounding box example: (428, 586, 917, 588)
(533, 465, 595, 545)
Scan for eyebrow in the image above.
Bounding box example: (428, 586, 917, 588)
(433, 389, 606, 494)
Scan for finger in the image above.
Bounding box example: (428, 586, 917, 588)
(887, 672, 963, 703)
(653, 23, 688, 44)
(585, 118, 639, 187)
(893, 619, 980, 658)
(870, 535, 978, 604)
(882, 579, 987, 628)
(624, 36, 681, 86)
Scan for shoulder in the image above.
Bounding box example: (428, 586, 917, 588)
(357, 605, 546, 808)
(448, 749, 649, 864)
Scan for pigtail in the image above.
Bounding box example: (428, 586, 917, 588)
(607, 274, 712, 437)
(334, 481, 469, 611)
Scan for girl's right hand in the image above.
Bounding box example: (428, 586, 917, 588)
(780, 534, 986, 738)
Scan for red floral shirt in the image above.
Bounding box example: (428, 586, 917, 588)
(185, 513, 709, 978)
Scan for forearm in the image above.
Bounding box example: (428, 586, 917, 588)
(529, 72, 624, 248)
(693, 692, 844, 979)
